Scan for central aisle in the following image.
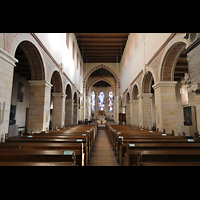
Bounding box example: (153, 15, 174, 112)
(89, 125, 117, 166)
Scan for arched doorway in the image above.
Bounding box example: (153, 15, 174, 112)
(9, 41, 47, 136)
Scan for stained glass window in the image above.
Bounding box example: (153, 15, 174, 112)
(91, 91, 95, 112)
(98, 92, 105, 111)
(108, 91, 113, 112)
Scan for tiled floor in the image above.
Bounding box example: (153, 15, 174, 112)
(89, 125, 117, 166)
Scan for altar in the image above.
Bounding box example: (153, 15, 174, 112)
(97, 111, 107, 124)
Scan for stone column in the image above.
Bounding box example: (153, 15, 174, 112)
(80, 95, 84, 121)
(28, 80, 52, 133)
(195, 93, 200, 133)
(137, 93, 153, 128)
(0, 48, 18, 137)
(87, 95, 91, 120)
(130, 100, 139, 126)
(125, 103, 131, 125)
(83, 87, 87, 121)
(84, 95, 89, 120)
(187, 44, 200, 134)
(73, 103, 78, 125)
(153, 81, 178, 135)
(114, 95, 119, 124)
(52, 93, 66, 129)
(65, 99, 74, 126)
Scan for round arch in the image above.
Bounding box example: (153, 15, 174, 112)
(50, 70, 63, 93)
(126, 92, 131, 104)
(83, 64, 120, 89)
(87, 77, 116, 95)
(73, 91, 77, 104)
(141, 71, 155, 93)
(158, 34, 187, 82)
(8, 34, 46, 81)
(66, 84, 72, 99)
(160, 42, 186, 81)
(132, 84, 139, 100)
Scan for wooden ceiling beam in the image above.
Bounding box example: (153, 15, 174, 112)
(75, 33, 129, 63)
(81, 50, 122, 53)
(84, 59, 121, 62)
(79, 46, 124, 50)
(75, 33, 129, 38)
(76, 38, 128, 43)
(78, 42, 126, 46)
(83, 53, 122, 57)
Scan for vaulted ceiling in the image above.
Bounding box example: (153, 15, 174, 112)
(75, 33, 129, 63)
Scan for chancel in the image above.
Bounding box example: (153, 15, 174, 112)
(1, 33, 200, 166)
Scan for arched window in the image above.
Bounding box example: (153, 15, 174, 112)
(91, 91, 95, 112)
(108, 91, 114, 112)
(98, 92, 105, 111)
(17, 82, 24, 102)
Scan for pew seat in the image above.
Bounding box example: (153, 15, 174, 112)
(125, 149, 200, 166)
(0, 162, 74, 166)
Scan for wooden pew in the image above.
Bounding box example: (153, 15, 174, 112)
(0, 162, 74, 166)
(119, 138, 200, 165)
(32, 131, 94, 153)
(0, 149, 78, 166)
(6, 138, 88, 166)
(125, 149, 200, 166)
(2, 125, 98, 166)
(19, 135, 91, 163)
(28, 125, 97, 157)
(106, 124, 200, 166)
(0, 142, 86, 166)
(114, 134, 186, 160)
(107, 125, 166, 148)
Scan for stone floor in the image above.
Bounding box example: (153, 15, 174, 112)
(89, 124, 117, 166)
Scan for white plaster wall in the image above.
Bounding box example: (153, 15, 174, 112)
(35, 33, 83, 94)
(120, 33, 172, 95)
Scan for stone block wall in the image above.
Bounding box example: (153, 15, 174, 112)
(0, 48, 17, 137)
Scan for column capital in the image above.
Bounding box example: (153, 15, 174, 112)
(52, 93, 67, 98)
(137, 93, 153, 99)
(152, 81, 177, 90)
(28, 80, 53, 89)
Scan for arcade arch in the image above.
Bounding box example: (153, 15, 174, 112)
(9, 40, 48, 135)
(65, 84, 73, 126)
(50, 70, 64, 129)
